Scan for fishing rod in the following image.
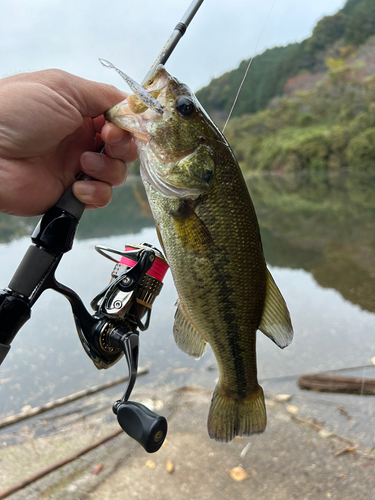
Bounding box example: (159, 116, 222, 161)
(142, 0, 205, 85)
(0, 0, 204, 453)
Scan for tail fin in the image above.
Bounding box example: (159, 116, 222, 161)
(207, 384, 267, 442)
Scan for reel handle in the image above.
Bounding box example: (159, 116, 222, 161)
(114, 401, 167, 453)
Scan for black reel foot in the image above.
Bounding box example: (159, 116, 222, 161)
(114, 401, 167, 453)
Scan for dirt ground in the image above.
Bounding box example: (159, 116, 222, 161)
(1, 383, 375, 500)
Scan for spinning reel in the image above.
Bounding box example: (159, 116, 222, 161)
(0, 191, 169, 453)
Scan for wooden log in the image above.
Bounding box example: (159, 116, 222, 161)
(0, 367, 149, 430)
(298, 373, 375, 395)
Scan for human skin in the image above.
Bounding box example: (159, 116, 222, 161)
(0, 69, 138, 216)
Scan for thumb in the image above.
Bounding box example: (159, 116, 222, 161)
(23, 69, 129, 118)
(63, 73, 129, 118)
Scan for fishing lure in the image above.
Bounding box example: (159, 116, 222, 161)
(99, 58, 164, 115)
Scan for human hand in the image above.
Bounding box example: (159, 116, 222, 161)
(0, 69, 138, 216)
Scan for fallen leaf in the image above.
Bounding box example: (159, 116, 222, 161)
(140, 399, 163, 412)
(166, 459, 175, 473)
(319, 429, 334, 439)
(91, 464, 103, 474)
(275, 394, 292, 403)
(228, 466, 249, 482)
(286, 405, 299, 414)
(146, 460, 156, 469)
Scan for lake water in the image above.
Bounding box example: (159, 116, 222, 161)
(1, 171, 375, 446)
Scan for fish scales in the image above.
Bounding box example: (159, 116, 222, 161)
(145, 154, 266, 393)
(105, 65, 293, 441)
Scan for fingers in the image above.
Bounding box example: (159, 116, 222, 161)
(80, 152, 127, 187)
(101, 122, 138, 163)
(29, 69, 129, 119)
(73, 117, 139, 209)
(72, 180, 113, 209)
(73, 121, 139, 208)
(73, 151, 127, 207)
(100, 121, 128, 143)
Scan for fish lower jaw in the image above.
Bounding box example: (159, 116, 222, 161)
(142, 176, 204, 199)
(132, 132, 148, 142)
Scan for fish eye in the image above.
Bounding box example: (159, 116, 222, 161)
(176, 96, 195, 117)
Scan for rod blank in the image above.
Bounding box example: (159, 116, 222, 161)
(141, 0, 204, 85)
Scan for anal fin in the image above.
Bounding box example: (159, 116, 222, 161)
(173, 300, 207, 359)
(259, 268, 293, 349)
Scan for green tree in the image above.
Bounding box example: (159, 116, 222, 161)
(197, 0, 375, 123)
(346, 128, 375, 169)
(344, 0, 375, 45)
(307, 13, 347, 53)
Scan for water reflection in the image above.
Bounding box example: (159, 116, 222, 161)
(2, 170, 375, 314)
(0, 171, 375, 446)
(248, 170, 375, 313)
(0, 176, 154, 243)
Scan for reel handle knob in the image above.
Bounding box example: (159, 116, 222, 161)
(114, 401, 167, 453)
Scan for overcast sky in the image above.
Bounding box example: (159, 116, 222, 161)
(0, 0, 346, 91)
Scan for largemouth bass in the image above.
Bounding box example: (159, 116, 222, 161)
(105, 65, 293, 442)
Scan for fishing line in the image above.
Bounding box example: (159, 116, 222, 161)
(222, 0, 277, 133)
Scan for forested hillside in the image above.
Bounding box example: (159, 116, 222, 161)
(224, 57, 375, 172)
(197, 0, 375, 172)
(196, 0, 375, 121)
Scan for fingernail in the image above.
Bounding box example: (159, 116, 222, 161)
(81, 152, 104, 173)
(74, 182, 95, 196)
(106, 143, 130, 158)
(109, 133, 124, 144)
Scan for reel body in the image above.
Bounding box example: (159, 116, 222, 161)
(60, 242, 170, 453)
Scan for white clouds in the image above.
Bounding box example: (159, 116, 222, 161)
(0, 0, 346, 90)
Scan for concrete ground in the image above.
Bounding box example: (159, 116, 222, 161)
(1, 384, 375, 500)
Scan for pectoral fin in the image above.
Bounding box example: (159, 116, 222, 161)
(171, 198, 213, 254)
(173, 300, 207, 359)
(259, 269, 293, 349)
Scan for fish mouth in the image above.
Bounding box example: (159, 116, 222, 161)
(105, 66, 203, 199)
(105, 65, 170, 140)
(105, 92, 166, 142)
(104, 101, 150, 141)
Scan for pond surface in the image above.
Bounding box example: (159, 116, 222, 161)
(1, 171, 375, 446)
